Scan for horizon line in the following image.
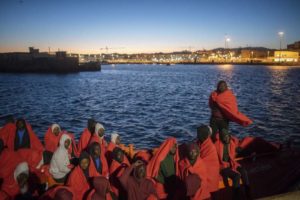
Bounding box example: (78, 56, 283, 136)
(0, 46, 290, 55)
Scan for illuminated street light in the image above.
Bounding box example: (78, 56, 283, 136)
(278, 31, 284, 50)
(278, 31, 284, 62)
(225, 36, 231, 49)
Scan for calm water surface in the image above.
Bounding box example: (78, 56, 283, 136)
(0, 64, 300, 148)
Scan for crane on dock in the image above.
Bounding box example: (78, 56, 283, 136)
(99, 46, 125, 54)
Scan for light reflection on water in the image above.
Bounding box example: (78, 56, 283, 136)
(0, 64, 300, 148)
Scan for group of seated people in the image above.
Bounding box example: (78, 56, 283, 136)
(0, 117, 256, 200)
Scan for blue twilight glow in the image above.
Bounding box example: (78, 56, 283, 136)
(0, 0, 299, 53)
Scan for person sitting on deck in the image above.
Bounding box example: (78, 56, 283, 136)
(196, 125, 220, 197)
(44, 123, 79, 161)
(89, 123, 107, 154)
(67, 151, 99, 200)
(86, 176, 117, 200)
(209, 81, 252, 141)
(3, 118, 46, 173)
(106, 132, 121, 165)
(1, 162, 39, 200)
(119, 160, 158, 200)
(109, 147, 130, 199)
(215, 129, 251, 200)
(179, 143, 210, 200)
(78, 118, 96, 153)
(89, 141, 109, 178)
(44, 124, 62, 153)
(41, 124, 63, 167)
(146, 137, 179, 200)
(49, 134, 73, 184)
(6, 118, 43, 152)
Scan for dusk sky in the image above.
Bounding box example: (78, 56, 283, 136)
(0, 0, 299, 53)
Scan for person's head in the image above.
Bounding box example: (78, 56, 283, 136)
(64, 139, 71, 149)
(187, 143, 200, 161)
(59, 134, 71, 150)
(17, 173, 29, 189)
(51, 124, 61, 136)
(197, 125, 212, 143)
(87, 118, 96, 134)
(79, 151, 90, 170)
(133, 150, 151, 164)
(169, 143, 177, 155)
(113, 147, 124, 163)
(0, 139, 4, 154)
(217, 80, 228, 93)
(93, 177, 110, 198)
(16, 118, 26, 130)
(111, 132, 120, 145)
(89, 142, 101, 157)
(95, 123, 105, 138)
(14, 162, 29, 188)
(133, 160, 146, 180)
(220, 129, 231, 144)
(54, 188, 73, 200)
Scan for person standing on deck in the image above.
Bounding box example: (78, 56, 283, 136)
(209, 81, 253, 141)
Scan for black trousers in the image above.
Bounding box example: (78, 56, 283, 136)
(220, 166, 249, 188)
(210, 117, 229, 140)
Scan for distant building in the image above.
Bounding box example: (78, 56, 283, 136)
(78, 54, 100, 63)
(0, 47, 80, 72)
(274, 51, 299, 62)
(241, 49, 269, 61)
(56, 51, 67, 58)
(287, 41, 300, 51)
(29, 47, 39, 54)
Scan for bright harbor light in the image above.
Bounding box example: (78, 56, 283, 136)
(278, 31, 284, 36)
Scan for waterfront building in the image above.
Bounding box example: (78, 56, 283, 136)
(241, 49, 269, 62)
(274, 51, 299, 62)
